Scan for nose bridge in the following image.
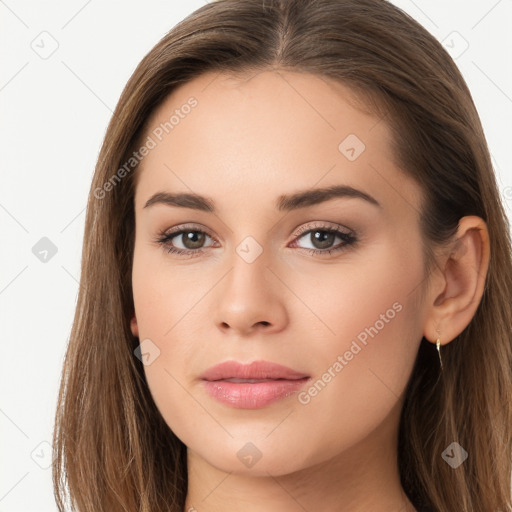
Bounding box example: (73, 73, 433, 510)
(213, 232, 287, 334)
(228, 234, 273, 297)
(235, 233, 267, 266)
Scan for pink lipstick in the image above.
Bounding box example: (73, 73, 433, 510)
(200, 360, 310, 409)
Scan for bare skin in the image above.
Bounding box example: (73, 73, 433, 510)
(129, 69, 490, 512)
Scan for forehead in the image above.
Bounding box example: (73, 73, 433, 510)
(133, 69, 421, 218)
(141, 69, 392, 161)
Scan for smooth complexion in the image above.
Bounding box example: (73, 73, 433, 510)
(130, 69, 489, 512)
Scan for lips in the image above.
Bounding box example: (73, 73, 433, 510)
(200, 360, 310, 409)
(200, 360, 309, 381)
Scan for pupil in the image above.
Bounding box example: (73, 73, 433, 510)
(184, 231, 205, 249)
(312, 230, 334, 249)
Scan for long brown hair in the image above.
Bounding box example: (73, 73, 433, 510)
(52, 0, 512, 510)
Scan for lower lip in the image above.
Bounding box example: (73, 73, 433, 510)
(203, 378, 310, 409)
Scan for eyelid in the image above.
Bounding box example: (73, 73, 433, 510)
(163, 222, 216, 238)
(155, 220, 358, 257)
(159, 220, 353, 243)
(291, 220, 354, 238)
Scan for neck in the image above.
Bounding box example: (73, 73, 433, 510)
(184, 399, 417, 512)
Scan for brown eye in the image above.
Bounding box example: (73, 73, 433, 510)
(155, 226, 216, 257)
(306, 230, 337, 250)
(179, 231, 207, 250)
(292, 226, 357, 255)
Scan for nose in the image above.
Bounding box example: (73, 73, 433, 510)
(214, 253, 288, 337)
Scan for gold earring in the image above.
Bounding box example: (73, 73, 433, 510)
(436, 338, 443, 370)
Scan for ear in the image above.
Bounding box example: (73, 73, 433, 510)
(130, 314, 139, 338)
(423, 216, 490, 346)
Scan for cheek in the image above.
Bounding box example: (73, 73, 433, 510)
(288, 304, 421, 470)
(288, 238, 424, 360)
(131, 250, 216, 432)
(131, 240, 210, 349)
(285, 243, 424, 436)
(131, 272, 204, 444)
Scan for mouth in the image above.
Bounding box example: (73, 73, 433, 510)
(221, 378, 290, 383)
(200, 360, 310, 409)
(200, 360, 309, 381)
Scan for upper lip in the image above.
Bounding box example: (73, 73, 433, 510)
(200, 360, 309, 381)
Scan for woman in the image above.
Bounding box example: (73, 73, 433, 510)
(52, 0, 512, 511)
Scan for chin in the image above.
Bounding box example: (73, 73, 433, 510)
(190, 439, 319, 477)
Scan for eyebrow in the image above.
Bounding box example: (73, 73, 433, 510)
(143, 184, 381, 212)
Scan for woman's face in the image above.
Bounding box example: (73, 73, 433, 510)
(131, 69, 430, 475)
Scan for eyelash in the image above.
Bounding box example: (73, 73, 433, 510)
(154, 222, 357, 259)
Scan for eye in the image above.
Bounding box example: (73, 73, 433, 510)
(154, 222, 357, 258)
(290, 222, 357, 256)
(154, 224, 217, 258)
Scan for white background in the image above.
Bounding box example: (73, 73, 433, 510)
(1, 1, 511, 511)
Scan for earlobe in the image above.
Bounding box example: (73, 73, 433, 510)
(423, 216, 490, 345)
(130, 315, 139, 338)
